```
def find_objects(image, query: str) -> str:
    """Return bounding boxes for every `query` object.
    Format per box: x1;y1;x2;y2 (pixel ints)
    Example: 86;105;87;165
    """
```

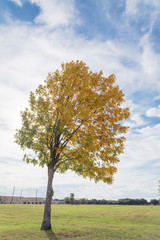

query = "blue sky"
0;0;160;200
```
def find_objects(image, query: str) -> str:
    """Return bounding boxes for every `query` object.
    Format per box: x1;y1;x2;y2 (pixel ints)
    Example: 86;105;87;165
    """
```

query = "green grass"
0;204;160;240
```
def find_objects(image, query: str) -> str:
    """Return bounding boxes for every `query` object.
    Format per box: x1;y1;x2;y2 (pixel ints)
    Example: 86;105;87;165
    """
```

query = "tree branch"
54;156;79;171
60;121;84;152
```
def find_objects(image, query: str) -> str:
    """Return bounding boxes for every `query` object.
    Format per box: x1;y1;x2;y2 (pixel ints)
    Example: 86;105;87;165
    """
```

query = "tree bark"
41;163;54;230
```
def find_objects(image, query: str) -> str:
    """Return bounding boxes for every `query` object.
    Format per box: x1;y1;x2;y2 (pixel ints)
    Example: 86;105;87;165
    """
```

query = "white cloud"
120;123;160;170
137;123;160;137
146;106;160;118
31;0;77;28
0;158;47;189
0;21;143;96
10;0;22;7
125;0;140;16
125;0;160;17
139;36;160;79
154;95;160;101
123;100;147;129
130;113;146;127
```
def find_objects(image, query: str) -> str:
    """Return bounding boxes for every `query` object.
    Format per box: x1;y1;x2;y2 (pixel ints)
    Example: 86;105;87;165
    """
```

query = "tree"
15;60;130;230
70;193;75;204
64;197;70;204
80;198;88;204
150;199;159;205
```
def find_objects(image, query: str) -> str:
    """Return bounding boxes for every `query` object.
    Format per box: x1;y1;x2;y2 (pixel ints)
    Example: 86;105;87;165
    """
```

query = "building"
52;199;65;204
0;196;46;204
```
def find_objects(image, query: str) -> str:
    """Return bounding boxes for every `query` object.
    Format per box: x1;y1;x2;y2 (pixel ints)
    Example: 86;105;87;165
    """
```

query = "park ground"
0;204;160;240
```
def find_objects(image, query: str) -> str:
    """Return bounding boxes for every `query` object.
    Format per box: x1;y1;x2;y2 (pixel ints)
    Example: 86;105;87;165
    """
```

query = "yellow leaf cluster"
15;60;130;184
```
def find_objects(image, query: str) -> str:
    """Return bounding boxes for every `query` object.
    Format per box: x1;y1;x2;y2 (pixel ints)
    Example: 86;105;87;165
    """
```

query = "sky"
0;0;160;201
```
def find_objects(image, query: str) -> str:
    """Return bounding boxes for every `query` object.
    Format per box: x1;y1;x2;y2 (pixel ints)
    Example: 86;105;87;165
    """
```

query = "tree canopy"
15;60;130;184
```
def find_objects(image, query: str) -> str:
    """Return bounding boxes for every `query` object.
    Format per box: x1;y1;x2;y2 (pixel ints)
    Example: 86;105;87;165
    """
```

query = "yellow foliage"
15;60;130;183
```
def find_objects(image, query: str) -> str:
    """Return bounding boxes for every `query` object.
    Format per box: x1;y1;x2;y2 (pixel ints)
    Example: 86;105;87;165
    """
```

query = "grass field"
0;204;160;240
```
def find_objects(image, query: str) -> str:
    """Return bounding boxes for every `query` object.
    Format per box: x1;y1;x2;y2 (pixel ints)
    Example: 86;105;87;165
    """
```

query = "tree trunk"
41;164;54;230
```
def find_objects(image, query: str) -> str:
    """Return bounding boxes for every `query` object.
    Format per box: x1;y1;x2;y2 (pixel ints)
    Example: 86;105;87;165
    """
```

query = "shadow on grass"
44;229;85;240
44;229;58;240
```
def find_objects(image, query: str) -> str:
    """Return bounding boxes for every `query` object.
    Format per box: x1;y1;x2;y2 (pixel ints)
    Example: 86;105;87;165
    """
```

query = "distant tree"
108;200;117;205
70;193;75;204
101;199;108;205
118;198;148;205
138;198;148;205
15;60;130;230
150;199;159;205
80;198;88;204
74;199;80;204
64;197;70;204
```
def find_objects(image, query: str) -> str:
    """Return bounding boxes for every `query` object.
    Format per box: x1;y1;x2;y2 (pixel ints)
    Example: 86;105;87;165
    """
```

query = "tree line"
62;195;159;205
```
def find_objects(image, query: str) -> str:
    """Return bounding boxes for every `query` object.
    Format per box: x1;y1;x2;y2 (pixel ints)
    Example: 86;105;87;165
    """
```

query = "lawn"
0;204;159;240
